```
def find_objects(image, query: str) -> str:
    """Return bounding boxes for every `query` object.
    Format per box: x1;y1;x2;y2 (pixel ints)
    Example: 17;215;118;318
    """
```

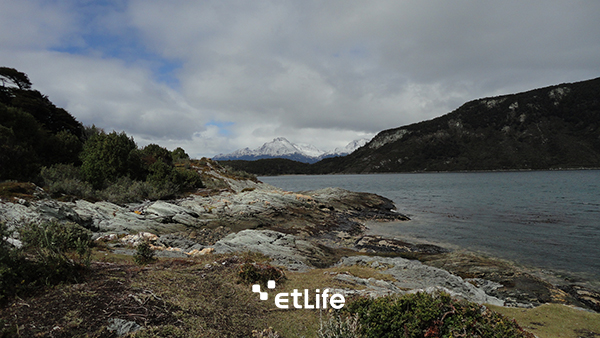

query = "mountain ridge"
220;77;600;175
213;137;369;163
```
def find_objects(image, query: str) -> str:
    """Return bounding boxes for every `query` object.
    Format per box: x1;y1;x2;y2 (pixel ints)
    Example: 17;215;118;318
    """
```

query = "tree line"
0;67;203;202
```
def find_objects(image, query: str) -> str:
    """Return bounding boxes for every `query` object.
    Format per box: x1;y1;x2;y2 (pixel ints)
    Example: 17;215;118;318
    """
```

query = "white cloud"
0;50;204;139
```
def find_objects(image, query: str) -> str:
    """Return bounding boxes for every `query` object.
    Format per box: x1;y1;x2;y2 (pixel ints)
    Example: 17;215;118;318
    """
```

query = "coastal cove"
260;170;600;287
3;161;600;335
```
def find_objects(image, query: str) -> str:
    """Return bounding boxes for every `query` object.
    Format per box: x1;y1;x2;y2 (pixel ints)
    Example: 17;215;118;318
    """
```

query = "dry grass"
0;181;38;201
3;246;600;338
489;303;600;338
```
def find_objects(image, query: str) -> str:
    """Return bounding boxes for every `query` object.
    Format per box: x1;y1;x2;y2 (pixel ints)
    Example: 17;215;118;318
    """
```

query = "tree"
48;130;83;165
171;147;190;161
0;67;32;90
79;131;140;189
140;143;173;166
10;89;83;137
0;104;45;180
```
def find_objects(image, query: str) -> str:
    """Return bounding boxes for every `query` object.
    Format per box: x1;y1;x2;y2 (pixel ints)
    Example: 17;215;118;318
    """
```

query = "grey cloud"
1;51;204;140
0;0;77;49
2;0;599;157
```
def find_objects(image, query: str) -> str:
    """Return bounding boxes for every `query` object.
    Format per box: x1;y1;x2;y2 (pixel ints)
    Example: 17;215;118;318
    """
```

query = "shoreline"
365;219;600;290
2;173;599;313
364;219;600;311
257;167;600;177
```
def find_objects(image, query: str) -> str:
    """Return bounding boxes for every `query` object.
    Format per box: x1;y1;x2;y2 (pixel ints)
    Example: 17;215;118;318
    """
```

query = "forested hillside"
224;77;600;175
0;67;85;181
0;67;203;202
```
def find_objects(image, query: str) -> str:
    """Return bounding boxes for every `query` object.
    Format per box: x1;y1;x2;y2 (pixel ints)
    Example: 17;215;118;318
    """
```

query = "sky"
1;1;599;158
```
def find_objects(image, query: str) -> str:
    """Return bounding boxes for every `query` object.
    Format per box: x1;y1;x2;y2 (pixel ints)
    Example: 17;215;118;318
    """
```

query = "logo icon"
252;280;276;300
251;280;345;309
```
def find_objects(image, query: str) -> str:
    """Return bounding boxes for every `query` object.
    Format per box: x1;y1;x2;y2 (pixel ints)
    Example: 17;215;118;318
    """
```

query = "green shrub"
79;131;140;189
0;221;92;302
146;159;203;198
19;221;92;270
100;176;154;203
174;167;204;190
147;158;177;188
238;262;286;286
41;164;94;199
344;292;534;338
49;129;83;165
171;147;190;162
141;143;174;167
41;163;82;183
134;240;156;265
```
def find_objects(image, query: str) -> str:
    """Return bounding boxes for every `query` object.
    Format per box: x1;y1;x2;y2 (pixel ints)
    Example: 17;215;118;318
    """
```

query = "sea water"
260;170;600;284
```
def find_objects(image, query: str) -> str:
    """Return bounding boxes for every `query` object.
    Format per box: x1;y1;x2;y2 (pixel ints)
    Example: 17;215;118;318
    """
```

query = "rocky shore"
1;166;598;314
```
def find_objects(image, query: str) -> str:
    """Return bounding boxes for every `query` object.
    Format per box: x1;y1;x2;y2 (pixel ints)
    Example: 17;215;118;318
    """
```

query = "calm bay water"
260;171;600;283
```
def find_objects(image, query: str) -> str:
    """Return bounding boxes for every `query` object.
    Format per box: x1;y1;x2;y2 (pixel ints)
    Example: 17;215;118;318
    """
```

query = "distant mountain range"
213;137;370;163
221;77;600;175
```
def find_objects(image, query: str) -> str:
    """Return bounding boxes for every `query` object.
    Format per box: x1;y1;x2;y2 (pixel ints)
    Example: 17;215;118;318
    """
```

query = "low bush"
41;162;204;204
19;220;92;271
238;262;286;286
0;221;92;302
100;176;153;203
133;240;156;265
41;164;94;200
344;292;534;338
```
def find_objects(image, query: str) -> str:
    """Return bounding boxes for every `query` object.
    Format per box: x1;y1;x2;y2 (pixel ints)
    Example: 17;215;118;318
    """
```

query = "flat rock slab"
336;255;504;306
213;229;324;272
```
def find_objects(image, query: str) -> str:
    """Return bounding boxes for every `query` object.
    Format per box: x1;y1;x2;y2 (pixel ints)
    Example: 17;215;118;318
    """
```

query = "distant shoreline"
257;166;600;177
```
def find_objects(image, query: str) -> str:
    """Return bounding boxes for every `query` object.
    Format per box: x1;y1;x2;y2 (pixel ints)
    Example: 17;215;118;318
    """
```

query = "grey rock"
213;229;322;272
336;256;504;305
146;200;192;218
333;273;402;298
107;318;141;336
156;234;204;252
172;213;200;226
35;200;82;224
465;278;503;294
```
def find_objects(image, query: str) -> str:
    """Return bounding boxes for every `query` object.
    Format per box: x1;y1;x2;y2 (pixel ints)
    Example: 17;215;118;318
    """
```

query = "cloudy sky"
1;1;599;158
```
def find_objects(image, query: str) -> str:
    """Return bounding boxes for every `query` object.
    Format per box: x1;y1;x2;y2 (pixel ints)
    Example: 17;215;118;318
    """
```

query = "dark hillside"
220;158;312;176
1;67;85;180
314;77;600;173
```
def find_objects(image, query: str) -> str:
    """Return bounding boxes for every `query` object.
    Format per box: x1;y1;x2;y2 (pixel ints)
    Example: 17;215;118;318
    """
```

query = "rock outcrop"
213;230;321;272
3;170;581;310
333;256;504;306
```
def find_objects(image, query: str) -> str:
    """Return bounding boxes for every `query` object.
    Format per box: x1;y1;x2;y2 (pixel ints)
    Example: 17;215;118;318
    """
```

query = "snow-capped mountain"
213;137;369;163
322;138;370;158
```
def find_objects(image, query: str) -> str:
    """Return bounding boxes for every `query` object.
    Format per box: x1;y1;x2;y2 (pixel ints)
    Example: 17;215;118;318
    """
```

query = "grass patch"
489;303;600;338
3;245;598;338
